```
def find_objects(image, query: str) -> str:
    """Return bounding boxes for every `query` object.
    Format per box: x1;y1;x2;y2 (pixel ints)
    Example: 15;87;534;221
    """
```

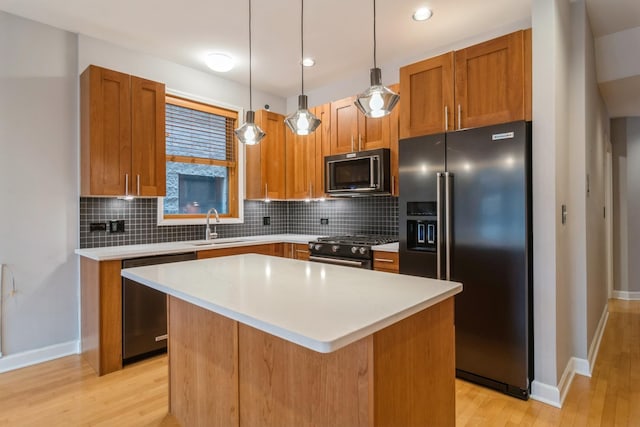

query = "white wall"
582;4;609;359
78;35;286;116
567;1;610;367
612;117;640;295
0;12;79;366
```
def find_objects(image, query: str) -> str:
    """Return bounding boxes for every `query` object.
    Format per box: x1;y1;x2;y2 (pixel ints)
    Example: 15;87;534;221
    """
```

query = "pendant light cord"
301;0;305;95
373;0;377;68
249;0;253;111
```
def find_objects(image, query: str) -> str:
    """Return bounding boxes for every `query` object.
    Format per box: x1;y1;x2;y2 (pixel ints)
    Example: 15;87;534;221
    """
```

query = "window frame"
157;89;245;226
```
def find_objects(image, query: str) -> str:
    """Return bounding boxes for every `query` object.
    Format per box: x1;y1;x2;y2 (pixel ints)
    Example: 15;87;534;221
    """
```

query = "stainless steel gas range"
308;235;398;269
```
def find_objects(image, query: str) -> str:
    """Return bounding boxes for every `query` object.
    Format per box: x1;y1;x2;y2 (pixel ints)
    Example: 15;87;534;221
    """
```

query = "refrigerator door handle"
445;172;452;280
436;172;443;280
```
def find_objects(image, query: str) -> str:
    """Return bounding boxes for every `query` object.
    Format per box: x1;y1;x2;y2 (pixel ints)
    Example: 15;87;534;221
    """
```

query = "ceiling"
1;0;638;117
0;0;531;98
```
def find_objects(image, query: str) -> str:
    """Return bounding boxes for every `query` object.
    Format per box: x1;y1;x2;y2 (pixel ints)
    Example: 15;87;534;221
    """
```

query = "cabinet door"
399;52;454;139
455;31;525;129
131;76;166;196
81;65;131;196
285;128;315;200
358;112;390;151
250;110;286;200
330;97;358;154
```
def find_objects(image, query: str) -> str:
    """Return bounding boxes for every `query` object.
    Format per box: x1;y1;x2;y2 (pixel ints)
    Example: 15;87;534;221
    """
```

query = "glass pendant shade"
234;110;265;145
355;67;399;118
285;95;321;135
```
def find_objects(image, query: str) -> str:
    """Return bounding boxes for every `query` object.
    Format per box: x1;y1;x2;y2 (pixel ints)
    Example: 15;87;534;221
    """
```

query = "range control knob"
314;244;322;251
351;246;358;254
332;245;340;253
359;247;367;255
308;243;314;250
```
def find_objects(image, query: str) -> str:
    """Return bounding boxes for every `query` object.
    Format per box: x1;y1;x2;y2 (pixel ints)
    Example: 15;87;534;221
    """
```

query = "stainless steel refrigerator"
399;120;533;399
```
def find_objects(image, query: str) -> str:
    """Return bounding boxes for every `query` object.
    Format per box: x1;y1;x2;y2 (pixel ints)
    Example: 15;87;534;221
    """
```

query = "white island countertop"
122;254;461;353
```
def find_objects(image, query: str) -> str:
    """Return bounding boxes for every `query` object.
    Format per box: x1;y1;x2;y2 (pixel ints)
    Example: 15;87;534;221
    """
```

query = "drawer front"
373;251;399;273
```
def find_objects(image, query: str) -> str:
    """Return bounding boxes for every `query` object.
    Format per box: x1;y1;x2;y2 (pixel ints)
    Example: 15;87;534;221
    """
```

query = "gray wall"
0;12;79;356
611;117;640;294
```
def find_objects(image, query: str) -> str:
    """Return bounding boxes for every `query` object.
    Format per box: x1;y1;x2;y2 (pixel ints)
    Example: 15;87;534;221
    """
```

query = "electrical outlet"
90;222;107;232
108;220;125;233
263;216;271;226
320;218;329;225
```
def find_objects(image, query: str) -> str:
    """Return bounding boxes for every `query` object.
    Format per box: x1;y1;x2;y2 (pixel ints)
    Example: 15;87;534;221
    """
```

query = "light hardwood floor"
0;299;637;426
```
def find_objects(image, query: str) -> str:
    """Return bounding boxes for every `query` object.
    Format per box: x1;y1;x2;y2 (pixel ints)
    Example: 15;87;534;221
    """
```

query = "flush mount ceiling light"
285;0;321;136
301;57;315;67
354;0;400;118
412;7;433;21
234;0;265;145
205;53;234;72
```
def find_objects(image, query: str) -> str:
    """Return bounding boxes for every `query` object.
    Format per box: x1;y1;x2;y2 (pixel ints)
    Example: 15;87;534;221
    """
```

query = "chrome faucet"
205;207;220;240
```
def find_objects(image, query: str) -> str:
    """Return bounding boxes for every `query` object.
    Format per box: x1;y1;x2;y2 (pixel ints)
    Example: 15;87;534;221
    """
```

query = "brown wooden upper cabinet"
330;96;392;155
285;104;330;199
245;110;286;200
80;65;166;196
399;29;531;139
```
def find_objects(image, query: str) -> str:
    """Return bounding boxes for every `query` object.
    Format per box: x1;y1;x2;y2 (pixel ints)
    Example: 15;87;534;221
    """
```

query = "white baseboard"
530;380;562;408
0;340;79;374
612;290;640;300
586;306;609;375
531;305;609;408
531;356;580;408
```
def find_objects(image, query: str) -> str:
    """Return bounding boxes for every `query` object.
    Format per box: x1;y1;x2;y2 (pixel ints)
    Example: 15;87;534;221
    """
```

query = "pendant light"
285;0;321;136
354;0;399;118
234;0;265;145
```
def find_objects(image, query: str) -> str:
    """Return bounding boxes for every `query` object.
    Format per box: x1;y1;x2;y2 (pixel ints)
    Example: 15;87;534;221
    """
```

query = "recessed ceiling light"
205;53;234;72
412;7;433;22
302;58;315;67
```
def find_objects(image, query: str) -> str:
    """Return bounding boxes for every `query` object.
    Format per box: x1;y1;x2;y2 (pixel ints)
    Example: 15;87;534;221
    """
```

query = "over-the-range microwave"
325;148;391;196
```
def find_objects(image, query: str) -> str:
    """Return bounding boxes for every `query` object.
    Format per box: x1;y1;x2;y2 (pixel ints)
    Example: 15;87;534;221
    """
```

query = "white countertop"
121;254;461;353
371;242;399;252
75;234;322;261
76;234;399;261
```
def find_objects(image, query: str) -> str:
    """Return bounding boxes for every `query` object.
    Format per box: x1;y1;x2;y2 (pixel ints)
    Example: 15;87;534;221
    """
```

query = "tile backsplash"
79;197;398;248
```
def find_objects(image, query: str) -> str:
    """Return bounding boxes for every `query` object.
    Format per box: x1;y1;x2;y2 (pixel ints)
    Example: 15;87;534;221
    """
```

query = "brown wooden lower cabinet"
197;243;283;259
283;242;310;260
80;257;123;376
168;296;455;427
372;251;399;273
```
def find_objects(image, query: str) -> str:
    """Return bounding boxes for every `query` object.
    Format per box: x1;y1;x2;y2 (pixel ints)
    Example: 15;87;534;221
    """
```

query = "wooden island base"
168;296;455;427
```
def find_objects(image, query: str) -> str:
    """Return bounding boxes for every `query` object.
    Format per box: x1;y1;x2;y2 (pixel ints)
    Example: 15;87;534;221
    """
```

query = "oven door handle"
309;256;365;268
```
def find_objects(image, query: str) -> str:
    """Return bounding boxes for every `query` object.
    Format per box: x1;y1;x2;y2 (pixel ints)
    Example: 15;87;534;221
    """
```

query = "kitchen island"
122;254;461;427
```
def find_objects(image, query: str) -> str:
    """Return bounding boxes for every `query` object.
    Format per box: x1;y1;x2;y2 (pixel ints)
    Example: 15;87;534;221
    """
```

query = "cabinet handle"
264;183;268;201
351;135;354;152
444;106;448;131
458;104;461;130
136;174;140;196
358;134;362;151
391;175;395;195
125;174;129;197
309;182;313;199
295;250;308;254
374;258;396;263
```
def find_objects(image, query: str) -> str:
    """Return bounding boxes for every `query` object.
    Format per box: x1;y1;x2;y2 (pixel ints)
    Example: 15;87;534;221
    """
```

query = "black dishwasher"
122;252;196;364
